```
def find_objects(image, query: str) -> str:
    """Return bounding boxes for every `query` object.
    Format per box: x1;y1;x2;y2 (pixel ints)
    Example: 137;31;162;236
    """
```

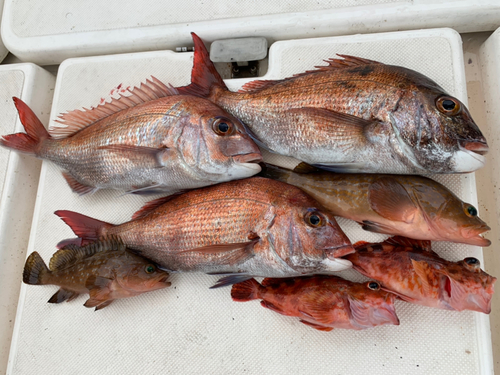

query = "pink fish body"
344;237;496;313
231;275;399;331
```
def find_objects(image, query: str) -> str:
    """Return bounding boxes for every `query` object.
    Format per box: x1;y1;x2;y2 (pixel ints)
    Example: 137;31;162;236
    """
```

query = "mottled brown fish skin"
261;163;490;246
345;237;496;313
179;34;487;174
231;275;399;331
56;177;354;278
23;239;170;309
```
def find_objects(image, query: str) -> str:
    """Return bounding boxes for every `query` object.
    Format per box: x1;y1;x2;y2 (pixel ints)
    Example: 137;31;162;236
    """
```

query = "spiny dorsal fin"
384;236;432;252
49;236;126;271
49;77;178;139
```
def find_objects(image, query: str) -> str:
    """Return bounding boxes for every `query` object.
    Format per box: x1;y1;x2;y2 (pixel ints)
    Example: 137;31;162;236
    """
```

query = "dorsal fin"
49;77;178;139
131;192;185;220
49;236;126;271
383;236;432;251
238;54;383;93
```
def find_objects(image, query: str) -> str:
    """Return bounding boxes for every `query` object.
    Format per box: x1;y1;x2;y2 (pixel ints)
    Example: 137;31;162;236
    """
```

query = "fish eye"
305;211;324;227
212;117;234;136
464;257;480;268
145;265;156;274
436;96;461;116
368;281;380;290
465;205;478;217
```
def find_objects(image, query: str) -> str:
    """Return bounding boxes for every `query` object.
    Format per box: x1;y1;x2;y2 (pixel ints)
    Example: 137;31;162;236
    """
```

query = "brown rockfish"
0;78;262;195
23;237;171;310
178;33;488;174
54;177;354;287
260;163;490;246
344;237;496;313
231;276;399;331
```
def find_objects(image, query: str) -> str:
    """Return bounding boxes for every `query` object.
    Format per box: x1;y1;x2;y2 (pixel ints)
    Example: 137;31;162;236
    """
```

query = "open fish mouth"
462;225;491;247
325;244;355;258
373;303;400;326
232;153;264;165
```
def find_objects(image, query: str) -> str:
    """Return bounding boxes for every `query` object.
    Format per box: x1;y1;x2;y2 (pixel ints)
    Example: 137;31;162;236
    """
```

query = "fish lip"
325;244;355;258
232;153;264;164
462;224;491;246
460;140;489;156
459;143;486;163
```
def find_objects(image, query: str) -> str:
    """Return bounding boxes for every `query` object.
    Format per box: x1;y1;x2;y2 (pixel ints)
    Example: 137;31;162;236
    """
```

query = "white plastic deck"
6;29;494;374
2;0;500;64
0;64;55;374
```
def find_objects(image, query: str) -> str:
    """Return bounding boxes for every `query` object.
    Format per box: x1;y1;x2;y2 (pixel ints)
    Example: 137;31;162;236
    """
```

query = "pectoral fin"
98;144;174;167
368;177;418;223
84;275;114;308
300;290;336;325
411;259;435;296
181;239;258;266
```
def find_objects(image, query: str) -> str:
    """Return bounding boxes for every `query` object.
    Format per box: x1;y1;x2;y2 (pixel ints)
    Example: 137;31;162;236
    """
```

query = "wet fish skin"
23;237;171;310
260;163;491;246
231;275;399;331
344;237;496;313
55;177;354;283
0;79;262;195
178;33;487;174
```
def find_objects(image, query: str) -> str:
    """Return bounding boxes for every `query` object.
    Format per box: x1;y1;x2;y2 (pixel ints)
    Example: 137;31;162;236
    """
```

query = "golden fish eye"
305;211;324;227
367;281;380;290
464;205;478;217
436;96;461;116
212;117;234;136
145;265;156;274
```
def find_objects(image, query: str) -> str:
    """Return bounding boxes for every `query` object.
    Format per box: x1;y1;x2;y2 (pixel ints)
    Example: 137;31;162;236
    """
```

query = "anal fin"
48;288;79;304
299;319;333;332
62;172;97;196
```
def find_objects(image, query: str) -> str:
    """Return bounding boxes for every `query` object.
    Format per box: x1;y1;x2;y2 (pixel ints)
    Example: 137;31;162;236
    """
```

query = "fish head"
115;261;171;293
176;98;262;182
439;258;496;313
411;179;491;246
389;73;487;173
347;281;400;329
271;188;354;271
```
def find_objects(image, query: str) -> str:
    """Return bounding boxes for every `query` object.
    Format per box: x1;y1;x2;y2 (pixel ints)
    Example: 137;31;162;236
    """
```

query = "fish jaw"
447;274;496;314
370;297;400;327
459;224;491;247
231;153;264;176
326;244;355;258
320;257;352;272
449;145;486;172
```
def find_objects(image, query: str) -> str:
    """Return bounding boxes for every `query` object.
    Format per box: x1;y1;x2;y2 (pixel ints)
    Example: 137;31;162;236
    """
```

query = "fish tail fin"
54;210;115;246
177;33;228;98
23;252;50;285
231;278;261;302
257;163;292;182
0;97;49;155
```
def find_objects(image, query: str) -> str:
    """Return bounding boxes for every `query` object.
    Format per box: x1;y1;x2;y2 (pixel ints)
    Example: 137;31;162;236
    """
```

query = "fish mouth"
462;225;491;247
374;302;400;326
325;244;355;258
450;144;486;172
460;139;489;156
232;153;264;166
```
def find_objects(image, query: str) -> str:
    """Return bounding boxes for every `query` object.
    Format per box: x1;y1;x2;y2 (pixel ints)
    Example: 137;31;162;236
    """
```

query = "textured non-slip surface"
8;0;401;38
8;29;492;374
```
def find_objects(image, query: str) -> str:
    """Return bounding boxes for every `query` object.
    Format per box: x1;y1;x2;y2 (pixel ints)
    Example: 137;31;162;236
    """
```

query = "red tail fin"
0;97;50;154
55;210;114;244
231;278;261;302
177;33;228;98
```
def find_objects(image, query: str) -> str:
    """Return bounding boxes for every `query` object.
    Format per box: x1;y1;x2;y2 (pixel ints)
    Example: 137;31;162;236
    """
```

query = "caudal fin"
231;278;261;302
177;33;228;98
23;252;50;285
54;210;114;247
0;97;49;155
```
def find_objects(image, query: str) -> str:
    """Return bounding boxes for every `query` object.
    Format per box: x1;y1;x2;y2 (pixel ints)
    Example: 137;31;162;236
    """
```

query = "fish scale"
56;177;354;282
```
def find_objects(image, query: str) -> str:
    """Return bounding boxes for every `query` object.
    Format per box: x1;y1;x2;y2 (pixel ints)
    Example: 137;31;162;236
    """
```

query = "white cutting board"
7;28;494;374
2;0;500;64
0;63;55;375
